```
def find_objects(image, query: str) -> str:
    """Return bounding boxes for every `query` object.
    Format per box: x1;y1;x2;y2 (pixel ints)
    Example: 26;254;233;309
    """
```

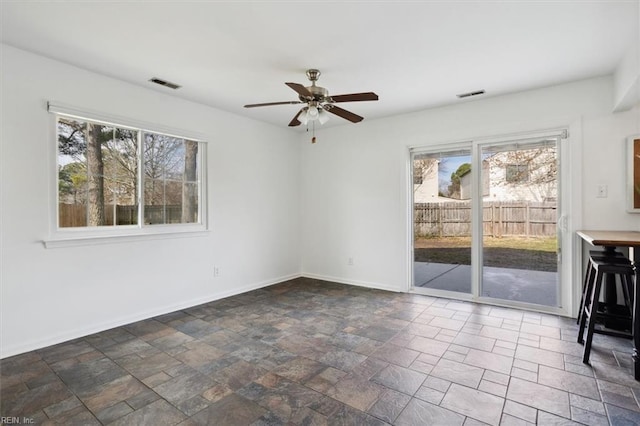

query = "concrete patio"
414;262;558;307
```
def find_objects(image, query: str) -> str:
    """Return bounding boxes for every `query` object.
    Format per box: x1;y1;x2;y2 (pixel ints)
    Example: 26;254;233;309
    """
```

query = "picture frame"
628;134;640;213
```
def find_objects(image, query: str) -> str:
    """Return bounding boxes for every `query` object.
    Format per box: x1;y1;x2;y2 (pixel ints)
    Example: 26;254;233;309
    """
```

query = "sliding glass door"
413;147;473;297
479;139;559;307
411;133;564;311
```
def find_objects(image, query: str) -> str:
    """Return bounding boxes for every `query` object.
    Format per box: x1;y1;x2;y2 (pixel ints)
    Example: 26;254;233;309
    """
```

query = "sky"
438;154;471;187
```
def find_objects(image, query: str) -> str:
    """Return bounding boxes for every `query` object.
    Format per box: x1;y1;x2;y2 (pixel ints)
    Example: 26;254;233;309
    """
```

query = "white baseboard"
0;272;302;359
301;272;402;293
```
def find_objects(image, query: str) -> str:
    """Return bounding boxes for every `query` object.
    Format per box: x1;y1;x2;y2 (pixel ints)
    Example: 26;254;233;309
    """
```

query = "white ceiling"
1;1;638;130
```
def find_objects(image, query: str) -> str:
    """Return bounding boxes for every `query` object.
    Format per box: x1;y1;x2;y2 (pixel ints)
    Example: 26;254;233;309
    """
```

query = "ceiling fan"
244;69;378;127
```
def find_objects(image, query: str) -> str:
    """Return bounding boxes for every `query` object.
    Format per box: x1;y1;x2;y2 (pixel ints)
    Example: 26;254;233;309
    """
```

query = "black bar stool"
577;250;630;325
578;256;635;364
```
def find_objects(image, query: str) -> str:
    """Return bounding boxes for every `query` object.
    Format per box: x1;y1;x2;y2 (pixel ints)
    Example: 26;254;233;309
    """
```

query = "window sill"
43;227;209;249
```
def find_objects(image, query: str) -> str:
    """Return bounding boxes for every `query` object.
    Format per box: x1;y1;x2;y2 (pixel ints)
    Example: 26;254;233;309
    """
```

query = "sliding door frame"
473;133;563;311
410;142;475;302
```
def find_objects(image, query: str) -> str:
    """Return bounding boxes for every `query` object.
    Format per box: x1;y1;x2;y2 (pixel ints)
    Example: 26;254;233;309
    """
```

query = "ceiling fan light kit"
244;69;378;142
317;109;330;124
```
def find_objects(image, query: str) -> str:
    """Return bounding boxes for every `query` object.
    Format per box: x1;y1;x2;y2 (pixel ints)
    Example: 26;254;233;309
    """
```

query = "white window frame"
44;102;209;248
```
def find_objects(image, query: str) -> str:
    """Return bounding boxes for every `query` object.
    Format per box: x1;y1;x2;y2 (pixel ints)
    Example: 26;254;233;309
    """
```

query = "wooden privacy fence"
414;201;557;238
59;204;183;227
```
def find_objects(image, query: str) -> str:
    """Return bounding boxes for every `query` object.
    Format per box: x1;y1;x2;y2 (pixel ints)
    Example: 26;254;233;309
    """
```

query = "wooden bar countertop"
577;230;640;247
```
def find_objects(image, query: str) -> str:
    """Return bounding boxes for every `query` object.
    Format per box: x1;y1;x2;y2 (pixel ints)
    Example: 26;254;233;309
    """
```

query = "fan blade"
330;92;379;103
285;82;313;98
288;108;305;127
325;105;364;123
244;101;302;108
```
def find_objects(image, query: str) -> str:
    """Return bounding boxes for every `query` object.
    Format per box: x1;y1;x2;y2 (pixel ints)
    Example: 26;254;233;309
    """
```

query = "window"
53;109;205;238
505;164;529;184
141;132;200;225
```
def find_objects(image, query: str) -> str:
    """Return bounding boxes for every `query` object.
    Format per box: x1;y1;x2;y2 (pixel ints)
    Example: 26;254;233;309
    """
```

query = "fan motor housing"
302;85;329;102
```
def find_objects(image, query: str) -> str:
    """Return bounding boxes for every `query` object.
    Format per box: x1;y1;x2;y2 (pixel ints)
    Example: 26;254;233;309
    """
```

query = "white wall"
0;45;301;358
300;77;640;297
613;13;640;112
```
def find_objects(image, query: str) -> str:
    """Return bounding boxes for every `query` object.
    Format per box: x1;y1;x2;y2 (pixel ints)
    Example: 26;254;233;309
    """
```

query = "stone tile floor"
1;277;640;425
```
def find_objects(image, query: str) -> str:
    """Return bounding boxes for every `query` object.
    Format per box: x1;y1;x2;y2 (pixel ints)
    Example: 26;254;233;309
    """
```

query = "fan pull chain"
311;121;316;143
304;114;317;144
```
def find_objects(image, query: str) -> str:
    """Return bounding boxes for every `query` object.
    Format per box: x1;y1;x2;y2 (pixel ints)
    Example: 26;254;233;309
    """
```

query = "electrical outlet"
597;184;608;198
213;266;220;277
348;257;354;266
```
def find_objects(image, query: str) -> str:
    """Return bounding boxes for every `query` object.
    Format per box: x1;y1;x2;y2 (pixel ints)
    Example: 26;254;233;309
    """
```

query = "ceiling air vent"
456;90;485;99
149;77;181;90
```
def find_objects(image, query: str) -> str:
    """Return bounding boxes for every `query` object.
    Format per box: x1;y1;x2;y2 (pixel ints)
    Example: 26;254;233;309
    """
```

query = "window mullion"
111;127;115;227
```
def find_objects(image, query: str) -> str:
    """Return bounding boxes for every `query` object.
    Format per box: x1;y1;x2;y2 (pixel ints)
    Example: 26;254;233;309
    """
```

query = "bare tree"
102;128;138;206
144;133;183;206
182;141;198;223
